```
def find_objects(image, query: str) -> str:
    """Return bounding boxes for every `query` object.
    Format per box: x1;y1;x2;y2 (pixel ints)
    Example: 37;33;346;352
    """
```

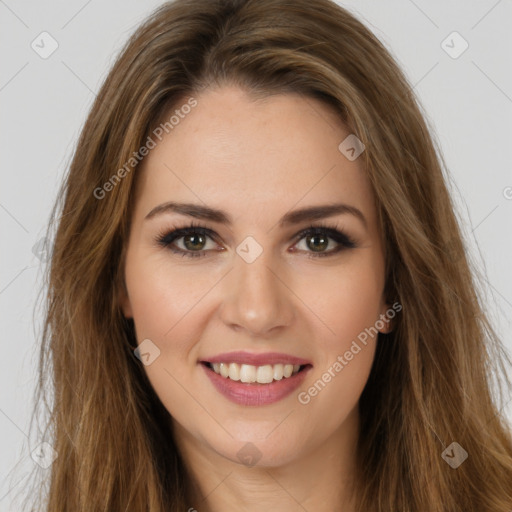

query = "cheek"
123;249;230;406
293;249;385;351
123;252;215;422
291;254;383;425
124;248;212;344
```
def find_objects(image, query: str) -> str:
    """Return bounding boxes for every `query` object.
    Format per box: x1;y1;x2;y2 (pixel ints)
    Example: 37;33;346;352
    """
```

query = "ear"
118;280;133;319
378;303;394;334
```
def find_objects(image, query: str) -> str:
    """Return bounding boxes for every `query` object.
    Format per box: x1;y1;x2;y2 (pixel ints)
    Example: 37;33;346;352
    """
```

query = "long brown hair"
25;0;512;510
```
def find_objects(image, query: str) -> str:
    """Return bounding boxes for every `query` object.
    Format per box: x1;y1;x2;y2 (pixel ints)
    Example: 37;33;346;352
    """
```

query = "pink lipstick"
200;351;312;406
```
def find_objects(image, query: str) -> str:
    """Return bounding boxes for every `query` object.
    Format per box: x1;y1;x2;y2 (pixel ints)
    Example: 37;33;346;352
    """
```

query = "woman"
28;0;512;510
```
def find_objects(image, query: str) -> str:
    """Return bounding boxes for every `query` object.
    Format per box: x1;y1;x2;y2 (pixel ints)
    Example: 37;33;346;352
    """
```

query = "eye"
292;224;357;258
155;222;220;258
154;222;357;258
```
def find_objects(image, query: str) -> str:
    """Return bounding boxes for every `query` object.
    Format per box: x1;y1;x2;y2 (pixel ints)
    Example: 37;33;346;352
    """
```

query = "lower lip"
201;363;312;406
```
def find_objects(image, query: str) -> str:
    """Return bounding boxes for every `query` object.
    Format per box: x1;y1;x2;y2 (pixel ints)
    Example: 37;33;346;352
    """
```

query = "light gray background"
1;1;511;509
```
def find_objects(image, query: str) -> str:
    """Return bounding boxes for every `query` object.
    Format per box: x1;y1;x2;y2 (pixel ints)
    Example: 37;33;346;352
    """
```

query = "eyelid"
155;222;219;245
291;224;356;247
154;221;357;258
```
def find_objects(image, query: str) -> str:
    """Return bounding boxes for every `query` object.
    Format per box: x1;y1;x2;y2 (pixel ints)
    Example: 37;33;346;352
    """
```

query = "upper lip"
201;351;312;367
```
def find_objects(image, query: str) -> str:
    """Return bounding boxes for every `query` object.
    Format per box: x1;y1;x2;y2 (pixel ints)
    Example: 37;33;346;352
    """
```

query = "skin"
120;85;391;511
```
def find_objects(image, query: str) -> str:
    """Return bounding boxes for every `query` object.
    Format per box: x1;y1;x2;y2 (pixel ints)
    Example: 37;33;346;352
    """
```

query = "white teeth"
209;362;303;383
256;365;274;384
219;362;229;378
240;364;256;383
273;364;284;380
228;362;240;381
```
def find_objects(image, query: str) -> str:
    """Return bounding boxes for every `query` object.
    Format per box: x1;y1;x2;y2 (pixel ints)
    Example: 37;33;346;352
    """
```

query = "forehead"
134;86;375;225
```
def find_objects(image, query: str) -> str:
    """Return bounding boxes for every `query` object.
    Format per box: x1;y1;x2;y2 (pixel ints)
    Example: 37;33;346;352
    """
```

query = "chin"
208;428;305;468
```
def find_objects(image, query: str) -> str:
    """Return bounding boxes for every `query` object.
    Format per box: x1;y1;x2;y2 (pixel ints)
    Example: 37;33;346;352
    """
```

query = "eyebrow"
144;201;367;228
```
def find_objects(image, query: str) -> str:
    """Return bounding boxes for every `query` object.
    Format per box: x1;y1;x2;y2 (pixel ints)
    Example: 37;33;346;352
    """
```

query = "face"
120;85;390;468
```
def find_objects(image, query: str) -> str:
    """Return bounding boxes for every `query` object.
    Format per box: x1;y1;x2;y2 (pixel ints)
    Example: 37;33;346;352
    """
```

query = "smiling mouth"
201;361;310;384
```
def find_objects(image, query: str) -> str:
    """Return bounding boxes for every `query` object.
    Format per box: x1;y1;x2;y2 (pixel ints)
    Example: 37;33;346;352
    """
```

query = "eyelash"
154;221;357;259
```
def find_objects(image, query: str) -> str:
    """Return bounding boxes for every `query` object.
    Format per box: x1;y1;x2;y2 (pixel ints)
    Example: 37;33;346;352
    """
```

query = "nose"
218;248;295;337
